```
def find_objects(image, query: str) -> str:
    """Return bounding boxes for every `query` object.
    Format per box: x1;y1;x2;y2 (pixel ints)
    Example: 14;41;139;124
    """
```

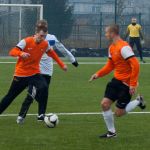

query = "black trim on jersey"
108;57;112;59
125;55;135;60
16;46;23;51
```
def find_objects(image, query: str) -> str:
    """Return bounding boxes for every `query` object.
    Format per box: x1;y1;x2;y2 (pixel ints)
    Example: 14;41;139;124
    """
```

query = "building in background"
69;0;150;24
69;0;114;14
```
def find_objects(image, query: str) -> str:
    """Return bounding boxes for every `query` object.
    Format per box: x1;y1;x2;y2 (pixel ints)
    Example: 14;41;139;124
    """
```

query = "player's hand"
72;60;79;67
21;52;30;59
89;74;99;82
63;65;68;72
129;86;136;95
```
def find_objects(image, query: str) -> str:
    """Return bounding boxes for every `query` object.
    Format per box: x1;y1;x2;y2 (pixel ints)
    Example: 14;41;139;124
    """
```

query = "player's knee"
115;112;122;117
115;110;125;117
101;101;110;111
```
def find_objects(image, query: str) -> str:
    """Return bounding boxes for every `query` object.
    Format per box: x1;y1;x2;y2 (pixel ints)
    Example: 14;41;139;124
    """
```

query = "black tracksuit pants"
129;37;143;61
18;74;51;118
0;74;48;115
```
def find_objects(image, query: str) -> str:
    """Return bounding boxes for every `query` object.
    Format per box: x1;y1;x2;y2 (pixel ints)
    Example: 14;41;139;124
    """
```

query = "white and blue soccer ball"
44;113;59;128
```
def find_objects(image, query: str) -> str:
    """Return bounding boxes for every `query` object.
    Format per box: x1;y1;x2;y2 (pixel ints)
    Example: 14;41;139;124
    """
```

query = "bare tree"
116;0;126;25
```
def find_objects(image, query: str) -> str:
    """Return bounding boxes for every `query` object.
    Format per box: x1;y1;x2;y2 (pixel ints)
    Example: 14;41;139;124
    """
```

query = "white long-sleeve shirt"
40;34;76;76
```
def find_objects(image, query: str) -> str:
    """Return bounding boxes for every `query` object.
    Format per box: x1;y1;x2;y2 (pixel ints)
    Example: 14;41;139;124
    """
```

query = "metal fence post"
139;12;142;25
115;0;117;24
99;12;102;48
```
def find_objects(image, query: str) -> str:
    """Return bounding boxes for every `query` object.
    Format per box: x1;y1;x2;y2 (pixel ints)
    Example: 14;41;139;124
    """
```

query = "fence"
0;8;150;57
61;24;150;49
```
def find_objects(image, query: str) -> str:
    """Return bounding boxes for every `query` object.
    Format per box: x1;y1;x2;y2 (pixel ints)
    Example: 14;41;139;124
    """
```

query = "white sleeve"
108;48;112;58
46;34;59;46
121;46;135;59
16;39;26;50
55;41;76;63
52;35;59;42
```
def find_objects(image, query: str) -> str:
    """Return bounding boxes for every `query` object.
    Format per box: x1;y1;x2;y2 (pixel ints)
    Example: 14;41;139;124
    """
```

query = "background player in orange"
0;25;67;117
89;24;146;138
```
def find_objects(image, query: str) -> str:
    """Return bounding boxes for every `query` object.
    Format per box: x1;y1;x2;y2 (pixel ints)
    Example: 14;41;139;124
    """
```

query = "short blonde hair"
35;19;48;33
36;19;48;27
107;24;119;35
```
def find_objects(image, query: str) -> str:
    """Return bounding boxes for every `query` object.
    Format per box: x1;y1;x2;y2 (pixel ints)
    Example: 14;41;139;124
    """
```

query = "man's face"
131;18;137;25
35;30;47;43
105;27;115;41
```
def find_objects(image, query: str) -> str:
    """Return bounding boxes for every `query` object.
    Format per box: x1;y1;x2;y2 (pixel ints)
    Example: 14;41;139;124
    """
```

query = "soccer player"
17;20;78;123
125;17;145;63
0;25;67;117
89;24;146;138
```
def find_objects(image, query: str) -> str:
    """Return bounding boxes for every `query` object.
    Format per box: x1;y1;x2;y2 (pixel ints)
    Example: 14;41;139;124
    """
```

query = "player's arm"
89;58;114;82
9;39;30;59
53;36;78;67
121;46;140;95
139;25;144;40
127;57;139;87
124;26;130;40
46;49;67;71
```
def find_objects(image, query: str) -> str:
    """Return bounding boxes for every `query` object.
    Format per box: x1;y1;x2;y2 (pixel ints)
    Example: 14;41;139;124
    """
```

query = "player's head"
105;24;119;40
35;25;48;43
131;17;137;25
36;19;48;30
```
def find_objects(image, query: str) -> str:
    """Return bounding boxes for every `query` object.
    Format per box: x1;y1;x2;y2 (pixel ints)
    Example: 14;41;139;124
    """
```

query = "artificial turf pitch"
0;57;149;150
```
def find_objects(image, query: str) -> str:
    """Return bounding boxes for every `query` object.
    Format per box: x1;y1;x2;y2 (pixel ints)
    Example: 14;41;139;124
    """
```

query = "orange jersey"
96;39;139;87
9;37;65;77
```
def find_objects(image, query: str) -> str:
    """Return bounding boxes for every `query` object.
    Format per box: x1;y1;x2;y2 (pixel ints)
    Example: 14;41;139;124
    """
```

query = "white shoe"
16;116;24;124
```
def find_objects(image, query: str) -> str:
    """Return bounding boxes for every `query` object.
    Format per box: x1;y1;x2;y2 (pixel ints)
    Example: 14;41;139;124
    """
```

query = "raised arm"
55;41;77;63
47;34;78;67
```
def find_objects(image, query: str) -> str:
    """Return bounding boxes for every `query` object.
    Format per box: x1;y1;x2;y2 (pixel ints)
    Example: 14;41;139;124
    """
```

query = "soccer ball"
44;113;59;128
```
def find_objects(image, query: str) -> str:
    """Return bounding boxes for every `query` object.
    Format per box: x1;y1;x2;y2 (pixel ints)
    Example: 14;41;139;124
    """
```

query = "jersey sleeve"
96;59;114;77
55;41;76;63
46;34;76;63
139;24;142;30
46;34;59;47
52;35;59;42
46;50;65;69
121;46;135;60
16;39;26;50
108;48;112;59
127;57;140;87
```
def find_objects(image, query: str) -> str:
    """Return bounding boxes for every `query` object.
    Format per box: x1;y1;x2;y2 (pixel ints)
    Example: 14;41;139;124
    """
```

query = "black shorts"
104;78;131;109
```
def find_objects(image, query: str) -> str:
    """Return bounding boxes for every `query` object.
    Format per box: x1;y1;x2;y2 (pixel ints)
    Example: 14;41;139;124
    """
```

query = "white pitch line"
0;112;150;117
0;62;16;64
0;62;150;65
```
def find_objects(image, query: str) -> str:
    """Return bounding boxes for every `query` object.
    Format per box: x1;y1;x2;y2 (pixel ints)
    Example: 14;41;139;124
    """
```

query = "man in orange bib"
89;24;146;138
0;25;67;116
